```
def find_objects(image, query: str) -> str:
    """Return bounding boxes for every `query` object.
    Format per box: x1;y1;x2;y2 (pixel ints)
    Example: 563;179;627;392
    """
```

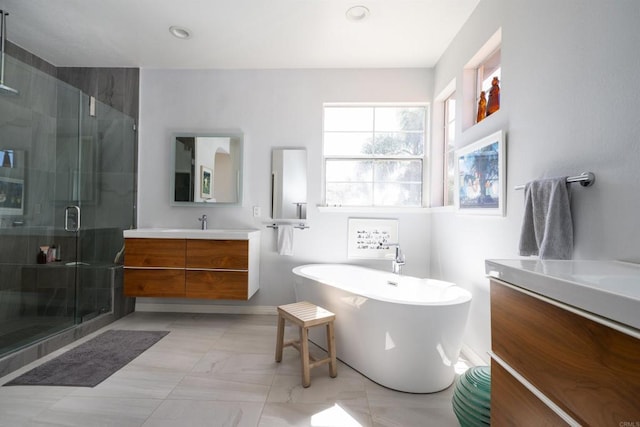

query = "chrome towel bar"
514;171;595;191
267;223;310;230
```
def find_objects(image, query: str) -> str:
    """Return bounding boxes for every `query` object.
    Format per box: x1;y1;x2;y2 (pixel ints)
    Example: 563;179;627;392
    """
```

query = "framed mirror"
271;148;307;219
172;133;243;205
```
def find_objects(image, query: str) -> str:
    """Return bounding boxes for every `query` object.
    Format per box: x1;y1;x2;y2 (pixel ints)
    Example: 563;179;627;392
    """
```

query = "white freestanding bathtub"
292;264;472;393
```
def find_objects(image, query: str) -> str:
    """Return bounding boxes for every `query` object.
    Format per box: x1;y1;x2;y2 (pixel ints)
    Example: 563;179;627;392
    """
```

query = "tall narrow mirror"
172;133;243;205
272;148;307;219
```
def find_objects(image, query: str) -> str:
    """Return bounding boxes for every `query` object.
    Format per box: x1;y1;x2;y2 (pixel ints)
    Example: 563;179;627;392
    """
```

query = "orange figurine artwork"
487;77;500;115
477;91;487;123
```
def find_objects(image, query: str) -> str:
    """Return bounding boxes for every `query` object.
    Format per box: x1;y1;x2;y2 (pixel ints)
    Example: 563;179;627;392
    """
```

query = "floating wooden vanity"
123;229;260;300
486;259;640;426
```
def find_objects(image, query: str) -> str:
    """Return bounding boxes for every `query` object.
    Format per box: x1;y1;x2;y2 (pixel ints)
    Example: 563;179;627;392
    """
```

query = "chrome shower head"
0;10;19;96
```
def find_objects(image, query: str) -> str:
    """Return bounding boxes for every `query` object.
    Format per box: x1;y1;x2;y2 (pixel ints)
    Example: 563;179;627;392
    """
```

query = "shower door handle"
64;205;81;232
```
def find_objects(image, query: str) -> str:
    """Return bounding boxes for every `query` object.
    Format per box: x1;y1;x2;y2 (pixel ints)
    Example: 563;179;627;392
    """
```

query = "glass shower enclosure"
0;53;135;358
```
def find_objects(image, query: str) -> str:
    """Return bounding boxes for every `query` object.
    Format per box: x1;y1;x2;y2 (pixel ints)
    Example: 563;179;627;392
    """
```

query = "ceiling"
1;0;480;69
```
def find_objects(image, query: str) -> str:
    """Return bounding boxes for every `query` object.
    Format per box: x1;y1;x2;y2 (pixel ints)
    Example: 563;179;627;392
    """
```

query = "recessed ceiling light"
346;5;370;22
169;26;192;39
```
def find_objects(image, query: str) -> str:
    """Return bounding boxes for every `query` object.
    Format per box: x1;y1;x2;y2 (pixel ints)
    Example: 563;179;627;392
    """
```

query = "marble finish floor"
0;312;466;426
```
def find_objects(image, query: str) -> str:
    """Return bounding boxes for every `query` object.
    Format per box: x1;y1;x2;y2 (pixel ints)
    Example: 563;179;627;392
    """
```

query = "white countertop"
123;228;260;240
486;259;640;331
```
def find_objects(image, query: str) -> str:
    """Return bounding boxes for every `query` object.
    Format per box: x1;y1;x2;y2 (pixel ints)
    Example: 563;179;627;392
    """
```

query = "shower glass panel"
0;54;135;357
75;94;136;323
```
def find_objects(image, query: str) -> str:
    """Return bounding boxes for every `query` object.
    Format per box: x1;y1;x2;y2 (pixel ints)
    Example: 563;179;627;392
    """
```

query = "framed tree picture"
455;130;505;215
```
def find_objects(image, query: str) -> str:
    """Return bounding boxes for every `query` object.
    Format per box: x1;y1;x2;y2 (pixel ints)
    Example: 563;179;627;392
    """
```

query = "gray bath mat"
4;329;169;387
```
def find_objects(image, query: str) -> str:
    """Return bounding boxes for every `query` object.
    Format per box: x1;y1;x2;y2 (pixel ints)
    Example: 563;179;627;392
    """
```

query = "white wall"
138;68;433;308
431;0;640;362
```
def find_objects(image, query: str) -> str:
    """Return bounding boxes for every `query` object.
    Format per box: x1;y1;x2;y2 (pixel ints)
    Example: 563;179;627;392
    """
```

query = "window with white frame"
323;104;426;207
443;93;456;206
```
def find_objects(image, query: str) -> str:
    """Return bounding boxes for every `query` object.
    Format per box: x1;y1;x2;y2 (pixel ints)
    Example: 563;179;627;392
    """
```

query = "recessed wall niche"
462;28;502;131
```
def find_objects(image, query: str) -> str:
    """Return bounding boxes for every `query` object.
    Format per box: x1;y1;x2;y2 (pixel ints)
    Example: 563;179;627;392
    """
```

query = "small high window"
476;48;501;121
463;28;502;130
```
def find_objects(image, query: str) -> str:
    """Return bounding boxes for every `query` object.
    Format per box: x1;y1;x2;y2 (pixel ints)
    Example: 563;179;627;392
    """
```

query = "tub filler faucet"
385;243;405;274
198;214;207;230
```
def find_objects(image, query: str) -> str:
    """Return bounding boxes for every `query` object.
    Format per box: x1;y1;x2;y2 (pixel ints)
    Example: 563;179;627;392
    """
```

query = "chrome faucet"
385;243;406;274
198;214;207;230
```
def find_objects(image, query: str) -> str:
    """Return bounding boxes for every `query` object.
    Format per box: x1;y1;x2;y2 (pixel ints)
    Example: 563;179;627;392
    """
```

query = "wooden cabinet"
490;278;640;425
124;238;185;268
124;237;259;300
186;239;248;269
490;362;566;427
186;271;248;299
124;269;185;297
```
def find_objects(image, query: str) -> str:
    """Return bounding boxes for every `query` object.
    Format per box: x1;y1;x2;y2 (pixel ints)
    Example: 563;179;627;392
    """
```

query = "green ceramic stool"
452;366;491;426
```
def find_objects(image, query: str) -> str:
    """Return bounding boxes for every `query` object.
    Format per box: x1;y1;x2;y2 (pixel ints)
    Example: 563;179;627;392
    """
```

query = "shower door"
0;53;136;357
0;64;84;355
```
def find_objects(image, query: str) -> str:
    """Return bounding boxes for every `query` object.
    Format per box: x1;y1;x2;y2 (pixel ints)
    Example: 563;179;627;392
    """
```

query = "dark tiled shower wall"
4;41;57;79
57;67;139;122
5;40;140;230
6;41;139;123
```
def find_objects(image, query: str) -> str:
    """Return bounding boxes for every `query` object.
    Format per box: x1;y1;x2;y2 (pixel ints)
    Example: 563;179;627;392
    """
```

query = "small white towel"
277;225;294;256
518;176;573;260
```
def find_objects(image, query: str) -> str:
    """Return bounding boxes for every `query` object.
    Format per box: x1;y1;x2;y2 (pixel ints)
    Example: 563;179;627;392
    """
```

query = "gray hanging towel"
518;176;573;260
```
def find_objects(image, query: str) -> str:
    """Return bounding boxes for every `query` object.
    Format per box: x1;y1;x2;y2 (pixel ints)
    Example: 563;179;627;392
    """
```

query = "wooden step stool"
275;301;337;387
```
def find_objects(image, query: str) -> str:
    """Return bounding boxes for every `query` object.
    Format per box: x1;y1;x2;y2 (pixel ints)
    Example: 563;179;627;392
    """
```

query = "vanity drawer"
186;240;248;270
491;279;640;425
491;360;567;426
125;238;185;268
186;271;248;299
124;269;185;297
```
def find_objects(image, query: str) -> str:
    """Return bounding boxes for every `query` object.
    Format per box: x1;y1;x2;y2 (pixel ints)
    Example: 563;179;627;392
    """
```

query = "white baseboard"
134;302;277;315
461;344;489;367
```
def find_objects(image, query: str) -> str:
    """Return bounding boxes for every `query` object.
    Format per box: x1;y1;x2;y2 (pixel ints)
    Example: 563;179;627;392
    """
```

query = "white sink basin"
123;228;260;240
